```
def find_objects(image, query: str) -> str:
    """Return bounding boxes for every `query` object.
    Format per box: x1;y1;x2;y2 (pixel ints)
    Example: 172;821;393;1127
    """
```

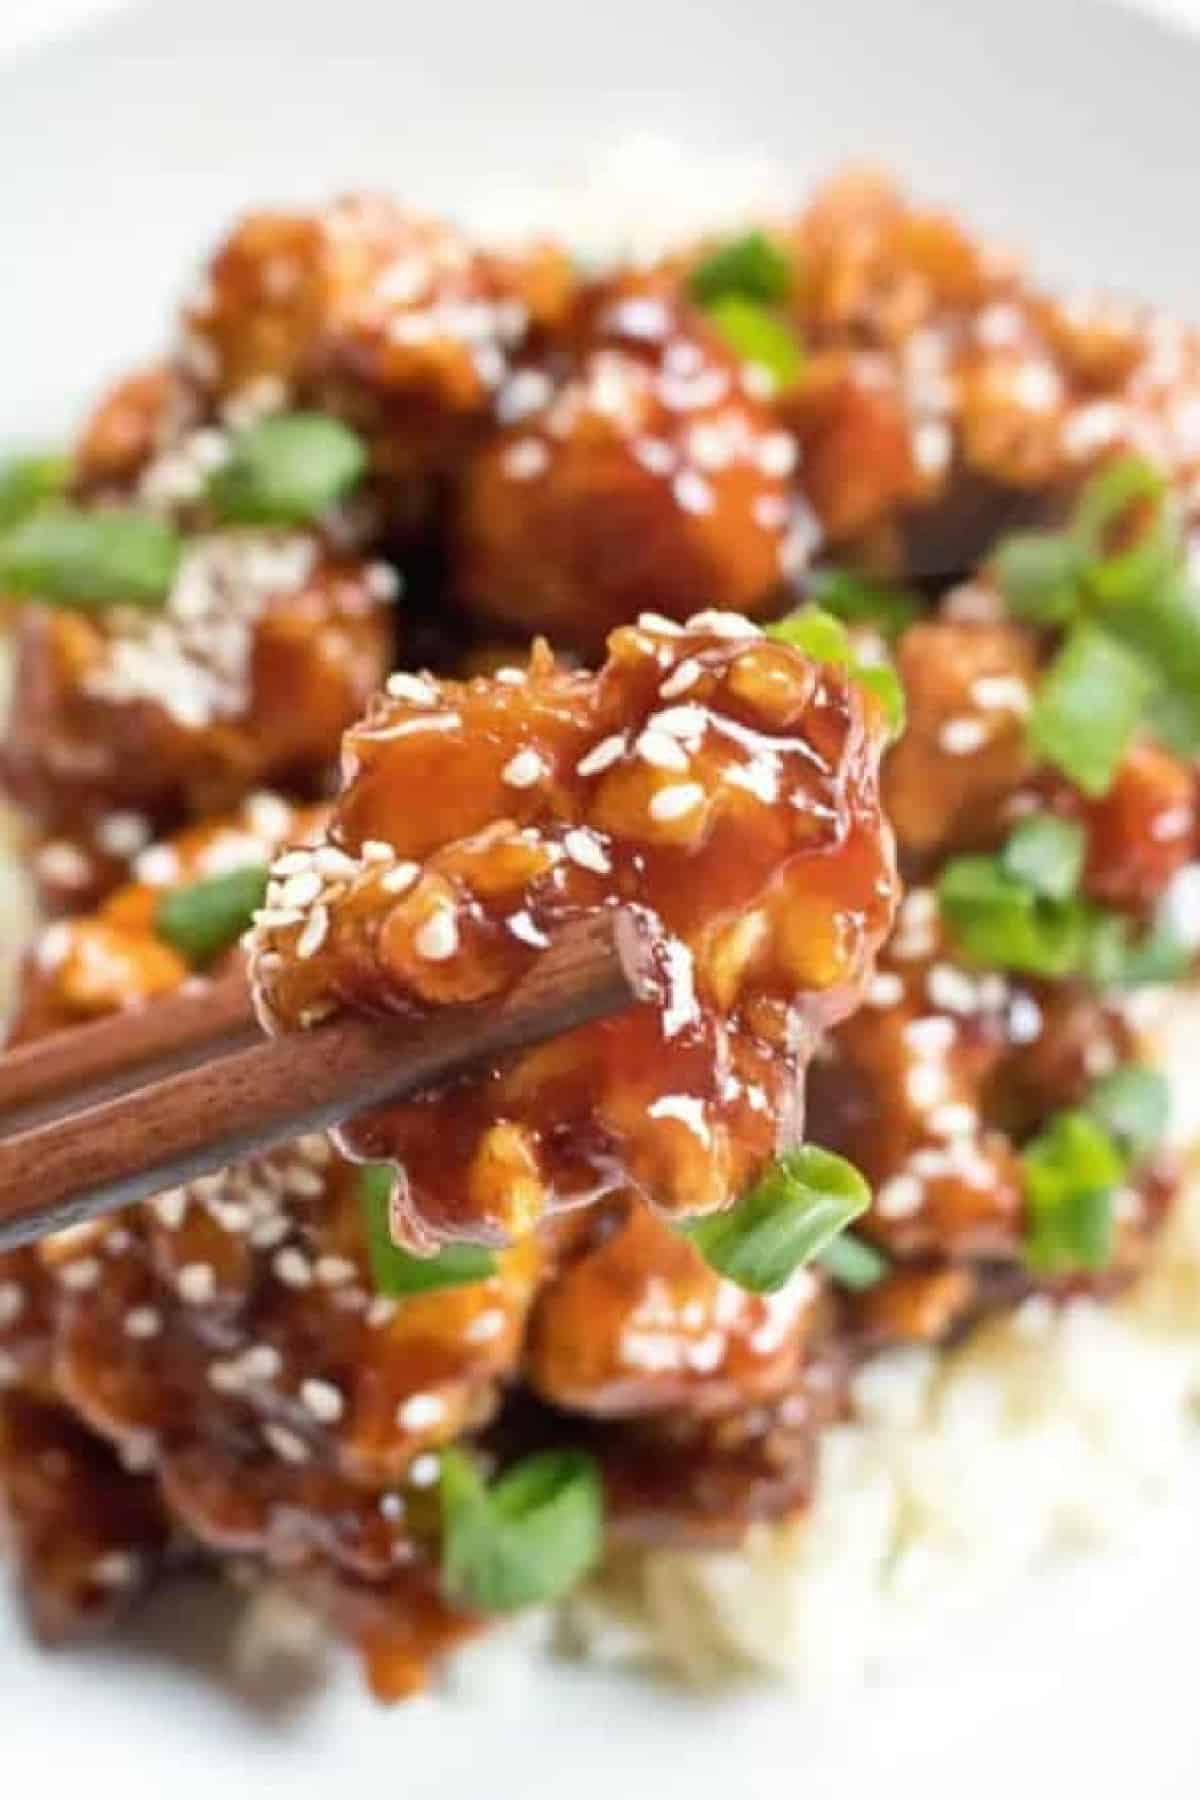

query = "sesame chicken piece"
454;278;809;652
1;534;393;907
882;620;1039;863
250;614;899;1245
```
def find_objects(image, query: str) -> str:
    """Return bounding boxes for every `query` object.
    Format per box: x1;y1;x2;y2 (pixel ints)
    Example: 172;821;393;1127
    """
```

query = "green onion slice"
0;451;71;532
1000;813;1086;903
682;1146;870;1295
209;413;367;526
439;1447;604;1614
1022;1109;1125;1275
1086;1065;1169;1162
816;1230;889;1292
1028;624;1153;796
703;296;804;392
689;231;793;306
993;530;1083;626
938;854;1087;977
807;568;921;639
768;606;905;737
360;1165;496;1295
0;505;181;607
155;863;268;964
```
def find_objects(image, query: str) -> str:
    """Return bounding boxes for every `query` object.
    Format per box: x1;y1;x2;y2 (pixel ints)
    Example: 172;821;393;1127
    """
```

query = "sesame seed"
939;717;989;755
906;1063;948;1109
152;1188;188;1230
271;848;316;878
501;438;550;481
36;842;93;888
295;905;329;961
635;727;690;772
495;668;526;686
649;782;705;823
636;613;684;635
315;1256;357;1287
244;792;293;840
867;971;905;1009
464;1308;506;1344
757;430;798;478
366;1296;398;1329
276;870;323;909
408;1452;441;1487
263;1423;311;1465
178;1262;217;1304
59;1258;101;1292
576;734;627;777
926;964;980;1015
124;1307;162;1340
563;829;611;875
0;1282;24;1329
927;1101;977;1140
971;674;1031;714
252;906;305;930
876;1174;925;1219
243;1344;283;1382
380;861;420;895
651;703;708;740
659;658;703;699
386;673;438;705
912;419;952;476
673;470;713;514
35;921;73;972
362;839;395;863
906;1016;957;1055
208;1358;244;1394
414;908;460;961
397;1393;446;1432
313;846;358;881
274;1247;313;1289
379;1491;407;1522
634;437;676;477
95;811;151;858
501;747;545;789
91;1551;140;1589
686;610;760;639
507;909;549;948
365;562;402;601
300;1378;345;1424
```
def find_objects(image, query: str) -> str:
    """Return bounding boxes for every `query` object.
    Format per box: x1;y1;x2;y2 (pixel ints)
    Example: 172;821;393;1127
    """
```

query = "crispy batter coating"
455;279;811;651
251;614;899;1242
2;533;394;908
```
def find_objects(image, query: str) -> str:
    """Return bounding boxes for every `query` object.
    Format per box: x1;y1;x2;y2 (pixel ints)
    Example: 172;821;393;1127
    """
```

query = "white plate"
4;1;1200;1791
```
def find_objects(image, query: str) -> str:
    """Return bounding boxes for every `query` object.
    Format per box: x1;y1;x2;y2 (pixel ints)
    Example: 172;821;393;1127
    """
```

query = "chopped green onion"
807;568;921;639
1000;813;1086;903
1022;1109;1125;1275
1028;624;1153;797
682;1146;870;1295
439;1447;603;1614
1086;1065;1169;1162
1081;910;1193;989
993;530;1083;626
1073;454;1179;607
768;606;905;737
209;413;367;526
689;231;792;306
1098;574;1200;756
155;863;268;964
0;505;181;607
816;1230;889;1291
703;296;803;392
938;854;1087;977
359;1165;496;1295
0;451;71;532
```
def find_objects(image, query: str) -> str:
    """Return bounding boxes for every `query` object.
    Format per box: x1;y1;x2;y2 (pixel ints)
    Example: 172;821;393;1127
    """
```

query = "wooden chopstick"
0;909;648;1253
0;971;258;1134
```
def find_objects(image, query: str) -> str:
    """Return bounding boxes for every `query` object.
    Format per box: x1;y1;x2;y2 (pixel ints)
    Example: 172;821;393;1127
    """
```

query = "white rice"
564;997;1200;1690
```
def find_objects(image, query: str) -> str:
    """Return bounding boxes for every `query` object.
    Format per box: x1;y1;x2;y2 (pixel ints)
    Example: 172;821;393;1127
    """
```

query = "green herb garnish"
0;505;181;607
1086;1065;1169;1160
703;296;803;392
209;413;367;526
682;1146;871;1295
1028;625;1153;797
156;864;268;964
806;568;922;639
1000;814;1086;903
1022;1109;1125;1275
439;1447;604;1614
689;231;792;307
360;1165;496;1295
816;1229;889;1291
768;605;906;737
938;850;1088;977
0;451;71;531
